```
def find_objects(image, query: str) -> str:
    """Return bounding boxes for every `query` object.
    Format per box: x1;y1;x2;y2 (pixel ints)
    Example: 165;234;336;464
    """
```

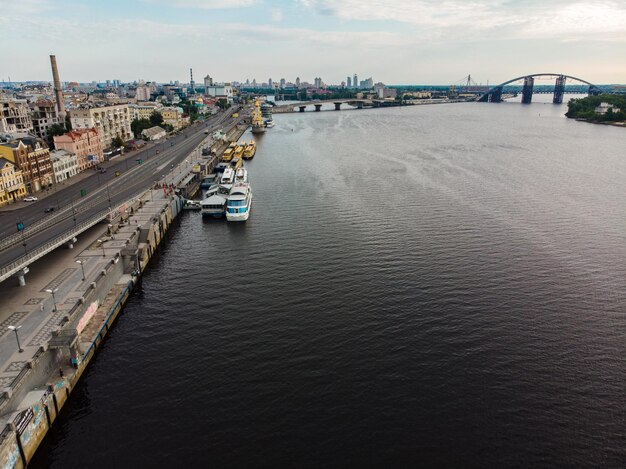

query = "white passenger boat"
235;167;248;183
226;183;252;222
201;195;226;218
220;167;235;185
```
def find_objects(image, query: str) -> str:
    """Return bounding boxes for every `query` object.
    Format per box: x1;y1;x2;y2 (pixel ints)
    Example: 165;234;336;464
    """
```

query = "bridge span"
477;73;602;104
273;99;381;113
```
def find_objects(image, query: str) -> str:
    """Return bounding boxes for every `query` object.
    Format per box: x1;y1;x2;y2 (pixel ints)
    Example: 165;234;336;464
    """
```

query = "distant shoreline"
573;118;626;128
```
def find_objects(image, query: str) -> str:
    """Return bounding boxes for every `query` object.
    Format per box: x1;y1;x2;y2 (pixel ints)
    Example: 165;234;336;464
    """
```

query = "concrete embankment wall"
0;194;184;469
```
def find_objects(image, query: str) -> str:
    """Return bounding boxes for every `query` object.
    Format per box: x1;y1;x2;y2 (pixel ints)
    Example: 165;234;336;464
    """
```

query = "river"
31;96;626;467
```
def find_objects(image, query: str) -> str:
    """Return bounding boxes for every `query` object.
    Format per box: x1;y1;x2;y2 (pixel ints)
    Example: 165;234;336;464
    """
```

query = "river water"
31;97;626;468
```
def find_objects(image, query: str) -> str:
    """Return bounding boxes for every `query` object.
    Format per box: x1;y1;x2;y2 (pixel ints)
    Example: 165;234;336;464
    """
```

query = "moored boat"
243;141;256;159
222;147;234;161
201;195;226;218
220;167;235;185
235;167;248;183
226;182;252;222
251;98;266;134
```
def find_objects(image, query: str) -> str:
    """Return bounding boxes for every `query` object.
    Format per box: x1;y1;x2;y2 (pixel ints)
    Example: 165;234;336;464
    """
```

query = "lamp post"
76;259;85;281
98;239;106;257
45;288;59;312
7;326;23;353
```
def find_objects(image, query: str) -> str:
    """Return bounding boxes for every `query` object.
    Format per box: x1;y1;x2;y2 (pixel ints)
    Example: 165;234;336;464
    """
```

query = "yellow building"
0;158;27;206
160;107;185;130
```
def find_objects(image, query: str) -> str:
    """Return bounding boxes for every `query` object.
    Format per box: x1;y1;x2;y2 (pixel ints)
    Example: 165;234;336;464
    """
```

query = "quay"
0;122;242;467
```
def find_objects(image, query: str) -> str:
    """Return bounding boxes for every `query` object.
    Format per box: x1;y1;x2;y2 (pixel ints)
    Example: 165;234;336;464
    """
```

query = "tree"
47;123;67;147
149;111;164;126
131;118;152;138
112;135;125;148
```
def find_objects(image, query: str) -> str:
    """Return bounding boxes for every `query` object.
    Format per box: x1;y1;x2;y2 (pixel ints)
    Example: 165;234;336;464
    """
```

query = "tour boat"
243;141;256;159
235;167;248;183
220;167;235;185
226;183;252;222
222;147;234;161
201;195;226;218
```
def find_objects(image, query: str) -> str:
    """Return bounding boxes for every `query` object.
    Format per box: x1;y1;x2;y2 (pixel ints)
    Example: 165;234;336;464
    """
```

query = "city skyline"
2;0;625;84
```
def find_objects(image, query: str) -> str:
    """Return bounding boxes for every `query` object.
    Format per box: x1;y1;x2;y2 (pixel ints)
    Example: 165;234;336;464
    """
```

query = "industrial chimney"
49;55;66;121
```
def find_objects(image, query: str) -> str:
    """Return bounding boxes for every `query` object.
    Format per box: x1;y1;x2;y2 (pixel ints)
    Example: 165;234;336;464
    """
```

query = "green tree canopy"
150;111;164;126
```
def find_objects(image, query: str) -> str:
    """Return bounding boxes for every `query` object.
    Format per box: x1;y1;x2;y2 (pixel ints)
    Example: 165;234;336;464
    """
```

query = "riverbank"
573;117;626;127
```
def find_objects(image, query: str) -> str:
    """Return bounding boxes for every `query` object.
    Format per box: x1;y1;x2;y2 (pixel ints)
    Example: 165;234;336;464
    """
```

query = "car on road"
99;168;107;173
44;206;55;213
24;196;38;202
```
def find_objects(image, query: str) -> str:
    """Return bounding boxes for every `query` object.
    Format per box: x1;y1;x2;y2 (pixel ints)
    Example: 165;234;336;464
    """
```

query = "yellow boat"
243;141;256;159
222;147;234;161
234;144;244;158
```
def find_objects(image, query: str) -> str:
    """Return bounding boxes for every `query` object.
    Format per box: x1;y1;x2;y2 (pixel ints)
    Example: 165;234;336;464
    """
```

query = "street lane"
0;109;236;237
0;108;245;273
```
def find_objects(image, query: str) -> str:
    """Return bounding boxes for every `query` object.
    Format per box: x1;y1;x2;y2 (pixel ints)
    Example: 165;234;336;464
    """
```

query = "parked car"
99;168;107;173
24;196;37;202
44;206;55;213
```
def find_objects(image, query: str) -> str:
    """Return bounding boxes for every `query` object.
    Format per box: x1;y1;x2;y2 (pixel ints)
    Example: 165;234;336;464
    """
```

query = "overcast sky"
1;0;625;85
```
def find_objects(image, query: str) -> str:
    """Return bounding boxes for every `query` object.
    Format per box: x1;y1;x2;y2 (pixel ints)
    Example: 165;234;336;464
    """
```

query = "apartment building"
70;104;132;149
0;98;34;134
0;158;27;206
53;128;103;171
49;149;79;183
0;136;53;193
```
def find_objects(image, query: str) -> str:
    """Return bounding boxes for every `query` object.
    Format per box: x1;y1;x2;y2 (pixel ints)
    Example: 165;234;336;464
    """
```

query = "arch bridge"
477;73;602;104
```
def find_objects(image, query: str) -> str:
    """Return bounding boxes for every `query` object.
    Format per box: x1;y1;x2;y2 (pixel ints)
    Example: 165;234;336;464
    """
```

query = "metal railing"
0;197;134;283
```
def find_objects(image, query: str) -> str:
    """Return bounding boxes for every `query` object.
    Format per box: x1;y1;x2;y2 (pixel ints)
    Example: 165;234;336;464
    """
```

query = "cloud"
141;0;257;9
298;0;626;43
270;8;284;22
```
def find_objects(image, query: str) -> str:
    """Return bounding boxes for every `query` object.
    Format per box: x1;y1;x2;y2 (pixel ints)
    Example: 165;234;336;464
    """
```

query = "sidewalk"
0;222;109;388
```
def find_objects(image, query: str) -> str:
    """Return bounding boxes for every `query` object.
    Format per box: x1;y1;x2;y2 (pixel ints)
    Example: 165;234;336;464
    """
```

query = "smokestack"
49;55;66;121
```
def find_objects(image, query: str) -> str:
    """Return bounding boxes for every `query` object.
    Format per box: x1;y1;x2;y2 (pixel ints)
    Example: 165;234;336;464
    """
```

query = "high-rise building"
280;78;286;89
347;76;352;88
296;77;300;88
268;78;273;89
353;74;358;89
204;75;213;91
136;85;150;101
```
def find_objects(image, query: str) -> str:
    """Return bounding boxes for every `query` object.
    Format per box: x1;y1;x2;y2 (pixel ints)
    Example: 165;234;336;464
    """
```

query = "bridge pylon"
553;75;566;104
521;76;534;104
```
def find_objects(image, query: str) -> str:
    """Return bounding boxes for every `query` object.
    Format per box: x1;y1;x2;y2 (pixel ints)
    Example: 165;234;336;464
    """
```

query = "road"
0;107;245;275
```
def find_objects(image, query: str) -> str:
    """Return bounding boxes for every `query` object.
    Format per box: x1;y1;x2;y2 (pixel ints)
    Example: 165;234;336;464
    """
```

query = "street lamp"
98;239;106;257
45;288;59;312
76;259;86;280
7;326;23;353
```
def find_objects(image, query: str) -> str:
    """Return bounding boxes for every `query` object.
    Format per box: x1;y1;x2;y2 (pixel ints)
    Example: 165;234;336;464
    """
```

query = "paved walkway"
0;222;110;389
